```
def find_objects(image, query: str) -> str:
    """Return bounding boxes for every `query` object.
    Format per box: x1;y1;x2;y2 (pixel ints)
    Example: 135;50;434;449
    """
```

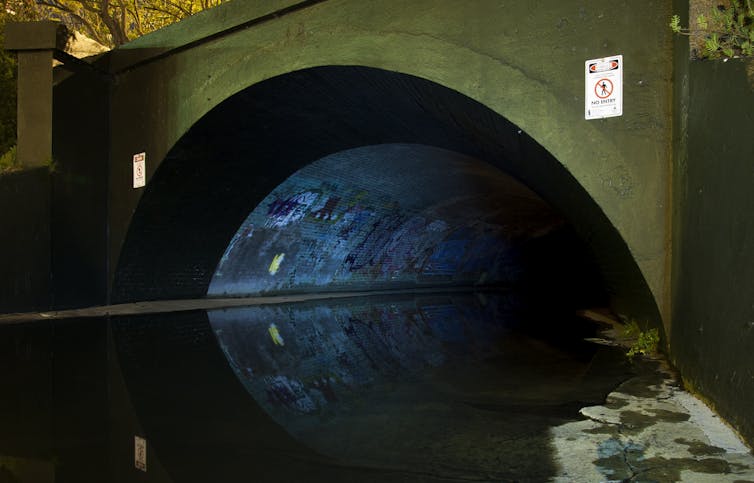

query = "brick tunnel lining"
112;65;658;323
207;144;573;297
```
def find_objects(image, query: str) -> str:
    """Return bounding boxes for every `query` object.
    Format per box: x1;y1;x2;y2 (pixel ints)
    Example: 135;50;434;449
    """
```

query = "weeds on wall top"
671;0;754;59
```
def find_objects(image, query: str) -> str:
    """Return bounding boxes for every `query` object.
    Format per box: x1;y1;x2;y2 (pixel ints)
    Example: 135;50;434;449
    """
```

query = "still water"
0;292;632;482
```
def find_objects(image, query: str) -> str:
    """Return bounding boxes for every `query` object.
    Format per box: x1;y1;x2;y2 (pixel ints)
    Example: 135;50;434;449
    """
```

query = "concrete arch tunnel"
106;64;667;480
37;0;754;469
111;65;660;327
93;0;674;331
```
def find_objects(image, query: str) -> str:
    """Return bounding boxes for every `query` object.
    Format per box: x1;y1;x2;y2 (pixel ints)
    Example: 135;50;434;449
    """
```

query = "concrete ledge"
4;21;68;51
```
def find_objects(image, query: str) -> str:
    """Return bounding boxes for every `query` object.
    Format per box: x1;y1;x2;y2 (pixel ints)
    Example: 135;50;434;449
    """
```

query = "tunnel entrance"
113;65;655;326
104;65;666;481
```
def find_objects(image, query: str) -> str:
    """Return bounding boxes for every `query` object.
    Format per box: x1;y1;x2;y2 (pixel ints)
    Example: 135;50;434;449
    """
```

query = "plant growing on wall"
670;0;754;59
0;145;18;173
623;320;660;359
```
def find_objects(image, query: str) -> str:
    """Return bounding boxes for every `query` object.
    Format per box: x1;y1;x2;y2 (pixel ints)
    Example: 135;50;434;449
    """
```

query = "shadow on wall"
0;168;50;313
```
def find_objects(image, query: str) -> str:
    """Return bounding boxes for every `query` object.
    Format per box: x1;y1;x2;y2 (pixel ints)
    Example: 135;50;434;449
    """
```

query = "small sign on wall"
133;152;146;188
585;54;623;120
134;435;147;472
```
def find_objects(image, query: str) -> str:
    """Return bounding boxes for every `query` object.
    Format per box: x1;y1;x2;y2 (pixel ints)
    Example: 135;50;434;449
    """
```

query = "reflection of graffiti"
421;305;466;342
268;323;285;346
311;376;338;402
209;294;517;421
264;375;316;413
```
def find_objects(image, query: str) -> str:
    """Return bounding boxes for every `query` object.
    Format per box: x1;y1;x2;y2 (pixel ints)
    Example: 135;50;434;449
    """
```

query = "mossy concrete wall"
103;0;674;326
670;58;754;445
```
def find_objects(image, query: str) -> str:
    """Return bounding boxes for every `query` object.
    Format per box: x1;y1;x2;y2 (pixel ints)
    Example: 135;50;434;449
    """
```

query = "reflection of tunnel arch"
111;294;634;482
112;65;659;326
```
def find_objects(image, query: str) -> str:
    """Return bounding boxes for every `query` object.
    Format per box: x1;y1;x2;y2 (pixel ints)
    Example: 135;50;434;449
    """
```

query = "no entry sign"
585;54;623;120
133;152;146;188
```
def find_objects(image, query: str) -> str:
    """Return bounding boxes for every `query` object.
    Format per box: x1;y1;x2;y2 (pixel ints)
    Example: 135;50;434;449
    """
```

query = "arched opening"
112;65;658;327
109;65;663;479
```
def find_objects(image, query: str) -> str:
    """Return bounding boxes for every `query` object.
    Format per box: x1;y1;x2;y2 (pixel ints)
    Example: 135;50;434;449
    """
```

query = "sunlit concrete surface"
552;330;754;482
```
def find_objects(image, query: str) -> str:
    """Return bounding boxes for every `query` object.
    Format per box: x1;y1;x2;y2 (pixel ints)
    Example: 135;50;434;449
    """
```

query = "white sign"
133;152;146;188
134;435;147;472
585;54;623;120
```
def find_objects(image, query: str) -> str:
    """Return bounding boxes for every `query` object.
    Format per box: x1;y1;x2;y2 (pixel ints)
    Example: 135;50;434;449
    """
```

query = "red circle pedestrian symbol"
595;78;613;99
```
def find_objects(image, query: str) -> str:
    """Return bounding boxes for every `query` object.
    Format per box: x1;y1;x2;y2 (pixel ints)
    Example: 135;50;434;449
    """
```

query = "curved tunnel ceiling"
112;65;659;324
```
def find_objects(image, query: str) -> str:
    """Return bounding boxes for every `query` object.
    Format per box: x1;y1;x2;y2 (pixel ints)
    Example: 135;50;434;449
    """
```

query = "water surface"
0;292;632;482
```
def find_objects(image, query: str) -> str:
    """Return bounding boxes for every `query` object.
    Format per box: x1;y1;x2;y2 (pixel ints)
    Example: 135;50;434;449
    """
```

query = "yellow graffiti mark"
268;323;285;346
268;253;285;275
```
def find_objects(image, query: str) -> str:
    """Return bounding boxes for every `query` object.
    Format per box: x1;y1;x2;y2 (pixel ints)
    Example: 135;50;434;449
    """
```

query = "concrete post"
4;21;69;168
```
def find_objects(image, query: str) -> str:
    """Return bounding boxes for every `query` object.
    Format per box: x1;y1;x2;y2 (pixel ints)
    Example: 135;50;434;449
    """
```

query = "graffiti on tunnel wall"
208;145;559;297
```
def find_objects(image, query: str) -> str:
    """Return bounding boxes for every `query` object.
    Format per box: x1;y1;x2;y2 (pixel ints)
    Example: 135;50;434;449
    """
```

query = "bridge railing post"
4;21;69;169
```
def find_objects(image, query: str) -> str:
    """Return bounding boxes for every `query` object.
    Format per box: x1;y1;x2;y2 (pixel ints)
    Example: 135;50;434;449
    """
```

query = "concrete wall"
0;63;108;313
50;66;110;309
670;59;754;445
0;168;50;312
103;0;674;325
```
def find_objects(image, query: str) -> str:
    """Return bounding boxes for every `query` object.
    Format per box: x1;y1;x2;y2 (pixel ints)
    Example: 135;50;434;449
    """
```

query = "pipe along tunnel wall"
112;66;660;332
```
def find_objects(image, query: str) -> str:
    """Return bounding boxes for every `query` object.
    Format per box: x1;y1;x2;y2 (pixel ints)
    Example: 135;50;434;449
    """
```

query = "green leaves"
705;33;721;55
671;0;754;59
670;14;683;34
622;320;660;359
3;0;228;47
0;15;18;158
0;146;19;174
696;13;708;30
743;40;754;56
